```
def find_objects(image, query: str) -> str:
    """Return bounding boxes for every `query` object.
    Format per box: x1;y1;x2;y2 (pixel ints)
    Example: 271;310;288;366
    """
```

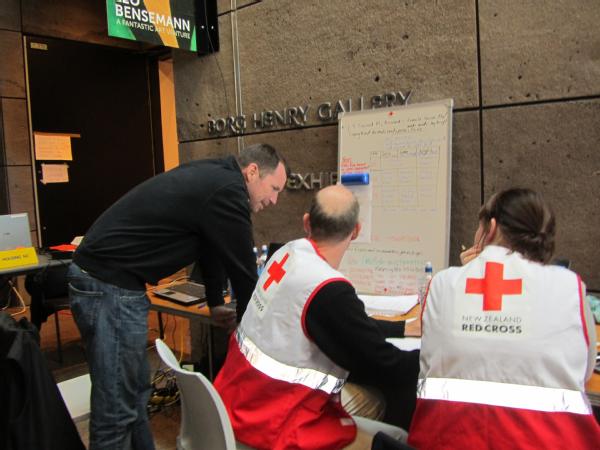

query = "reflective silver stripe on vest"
236;328;345;394
418;377;592;415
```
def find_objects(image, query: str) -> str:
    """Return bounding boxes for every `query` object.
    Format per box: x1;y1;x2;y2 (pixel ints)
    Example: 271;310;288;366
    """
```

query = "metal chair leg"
54;310;63;364
208;325;214;380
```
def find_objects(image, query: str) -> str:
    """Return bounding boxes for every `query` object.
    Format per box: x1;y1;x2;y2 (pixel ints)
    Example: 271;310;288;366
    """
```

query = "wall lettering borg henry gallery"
207;90;412;135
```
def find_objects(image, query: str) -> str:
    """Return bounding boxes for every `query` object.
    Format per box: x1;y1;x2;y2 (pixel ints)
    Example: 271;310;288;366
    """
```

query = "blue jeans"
68;263;155;450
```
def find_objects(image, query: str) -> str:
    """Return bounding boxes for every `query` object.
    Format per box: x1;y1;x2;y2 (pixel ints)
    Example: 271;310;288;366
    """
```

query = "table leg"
158;311;164;339
207;324;214;380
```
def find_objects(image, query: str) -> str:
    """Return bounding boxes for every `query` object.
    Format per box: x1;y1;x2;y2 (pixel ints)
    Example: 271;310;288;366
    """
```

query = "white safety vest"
239;238;350;392
420;245;591;407
215;238;357;450
408;245;600;449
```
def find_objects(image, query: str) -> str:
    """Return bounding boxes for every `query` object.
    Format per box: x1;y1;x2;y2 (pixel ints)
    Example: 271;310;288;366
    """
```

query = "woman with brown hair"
408;188;600;449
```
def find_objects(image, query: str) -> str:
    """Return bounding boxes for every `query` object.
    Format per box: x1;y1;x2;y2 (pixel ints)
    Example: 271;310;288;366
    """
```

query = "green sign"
106;0;197;51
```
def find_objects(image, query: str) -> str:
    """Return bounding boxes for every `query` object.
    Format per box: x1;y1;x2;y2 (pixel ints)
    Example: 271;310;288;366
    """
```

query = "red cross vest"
408;245;600;449
214;238;357;450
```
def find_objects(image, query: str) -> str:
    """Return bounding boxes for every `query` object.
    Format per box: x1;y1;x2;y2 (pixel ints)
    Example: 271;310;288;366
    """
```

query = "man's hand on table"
210;305;237;333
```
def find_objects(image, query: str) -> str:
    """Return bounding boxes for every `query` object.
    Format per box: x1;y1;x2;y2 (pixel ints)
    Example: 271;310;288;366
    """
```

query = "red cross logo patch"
262;253;289;291
465;262;522;311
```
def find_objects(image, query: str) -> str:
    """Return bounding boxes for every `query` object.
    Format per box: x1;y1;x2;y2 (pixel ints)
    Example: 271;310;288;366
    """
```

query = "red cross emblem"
262;253;289;291
465;262;522;311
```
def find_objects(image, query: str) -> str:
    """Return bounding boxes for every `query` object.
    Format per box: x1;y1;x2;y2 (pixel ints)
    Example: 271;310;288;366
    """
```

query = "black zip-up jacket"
0;313;84;450
305;281;420;429
74;156;258;318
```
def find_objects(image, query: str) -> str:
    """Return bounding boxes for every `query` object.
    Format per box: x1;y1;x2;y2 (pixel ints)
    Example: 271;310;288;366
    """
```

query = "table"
148;285;228;379
0;253;71;277
1;252;72;360
151;290;600;410
0;251;71;314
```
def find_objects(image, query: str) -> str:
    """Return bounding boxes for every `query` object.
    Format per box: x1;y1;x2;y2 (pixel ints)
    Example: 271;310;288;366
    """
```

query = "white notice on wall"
34;132;73;161
41;163;69;184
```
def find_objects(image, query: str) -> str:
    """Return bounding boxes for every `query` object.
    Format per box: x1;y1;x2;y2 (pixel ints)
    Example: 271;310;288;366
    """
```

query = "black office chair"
25;264;70;363
372;432;415;450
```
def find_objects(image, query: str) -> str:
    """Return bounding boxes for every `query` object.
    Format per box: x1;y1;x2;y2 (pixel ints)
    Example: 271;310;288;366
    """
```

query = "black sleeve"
305;281;419;387
195;241;227;308
373;318;406;338
199;183;258;320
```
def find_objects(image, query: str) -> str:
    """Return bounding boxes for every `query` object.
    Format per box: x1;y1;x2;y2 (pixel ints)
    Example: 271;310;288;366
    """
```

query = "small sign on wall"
41;164;70;184
34;132;74;161
106;0;197;51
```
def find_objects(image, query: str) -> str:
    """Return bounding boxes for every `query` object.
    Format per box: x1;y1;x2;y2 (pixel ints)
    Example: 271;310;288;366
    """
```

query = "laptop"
154;281;207;306
0;213;32;251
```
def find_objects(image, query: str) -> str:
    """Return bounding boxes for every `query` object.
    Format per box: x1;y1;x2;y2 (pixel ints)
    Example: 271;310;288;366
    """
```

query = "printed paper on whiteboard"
41;163;69;184
347;184;372;243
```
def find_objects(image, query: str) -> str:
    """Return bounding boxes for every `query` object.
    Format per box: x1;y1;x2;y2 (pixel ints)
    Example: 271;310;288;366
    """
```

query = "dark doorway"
25;36;160;247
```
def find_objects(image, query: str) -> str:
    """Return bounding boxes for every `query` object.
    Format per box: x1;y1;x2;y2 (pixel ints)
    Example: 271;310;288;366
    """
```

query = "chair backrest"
25;264;69;299
155;339;238;450
552;258;571;269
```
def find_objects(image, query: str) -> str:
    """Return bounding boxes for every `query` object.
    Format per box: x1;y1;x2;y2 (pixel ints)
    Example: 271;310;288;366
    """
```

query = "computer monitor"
0;213;32;251
266;242;284;262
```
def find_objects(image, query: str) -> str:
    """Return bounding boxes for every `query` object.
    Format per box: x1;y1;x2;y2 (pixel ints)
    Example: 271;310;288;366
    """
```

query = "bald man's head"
308;185;360;242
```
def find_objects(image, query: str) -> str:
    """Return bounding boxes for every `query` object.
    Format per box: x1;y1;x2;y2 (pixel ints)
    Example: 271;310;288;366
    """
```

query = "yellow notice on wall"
0;247;39;270
34;132;78;161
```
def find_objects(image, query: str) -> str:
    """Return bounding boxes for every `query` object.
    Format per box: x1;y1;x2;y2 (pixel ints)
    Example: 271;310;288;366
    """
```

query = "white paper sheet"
358;294;418;316
386;337;421;351
41;163;69;183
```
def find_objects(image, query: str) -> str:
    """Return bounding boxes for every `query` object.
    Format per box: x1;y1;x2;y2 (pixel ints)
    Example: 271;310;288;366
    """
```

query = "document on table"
386;337;421;351
358;294;419;317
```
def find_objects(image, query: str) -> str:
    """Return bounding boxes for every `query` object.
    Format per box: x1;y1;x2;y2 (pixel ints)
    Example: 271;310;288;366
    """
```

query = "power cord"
6;279;28;317
148;367;180;416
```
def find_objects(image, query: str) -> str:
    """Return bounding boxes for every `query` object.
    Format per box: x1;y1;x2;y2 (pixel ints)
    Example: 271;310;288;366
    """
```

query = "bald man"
214;185;420;450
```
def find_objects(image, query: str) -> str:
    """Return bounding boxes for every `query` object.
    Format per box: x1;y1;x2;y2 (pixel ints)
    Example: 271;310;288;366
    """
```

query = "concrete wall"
1;0;598;288
0;0;33;243
173;0;600;289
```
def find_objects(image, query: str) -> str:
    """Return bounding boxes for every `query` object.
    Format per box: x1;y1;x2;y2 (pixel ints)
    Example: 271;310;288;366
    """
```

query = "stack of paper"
358;294;419;317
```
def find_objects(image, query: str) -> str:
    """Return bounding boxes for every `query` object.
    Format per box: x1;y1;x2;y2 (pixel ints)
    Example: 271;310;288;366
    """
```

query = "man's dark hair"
478;187;556;263
308;191;360;242
237;143;289;177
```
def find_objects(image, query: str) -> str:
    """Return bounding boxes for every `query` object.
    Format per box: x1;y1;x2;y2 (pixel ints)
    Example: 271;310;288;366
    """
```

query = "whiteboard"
338;99;453;295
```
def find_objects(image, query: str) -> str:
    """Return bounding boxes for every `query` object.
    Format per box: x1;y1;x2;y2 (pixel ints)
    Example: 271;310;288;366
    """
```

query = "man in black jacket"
68;143;287;450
